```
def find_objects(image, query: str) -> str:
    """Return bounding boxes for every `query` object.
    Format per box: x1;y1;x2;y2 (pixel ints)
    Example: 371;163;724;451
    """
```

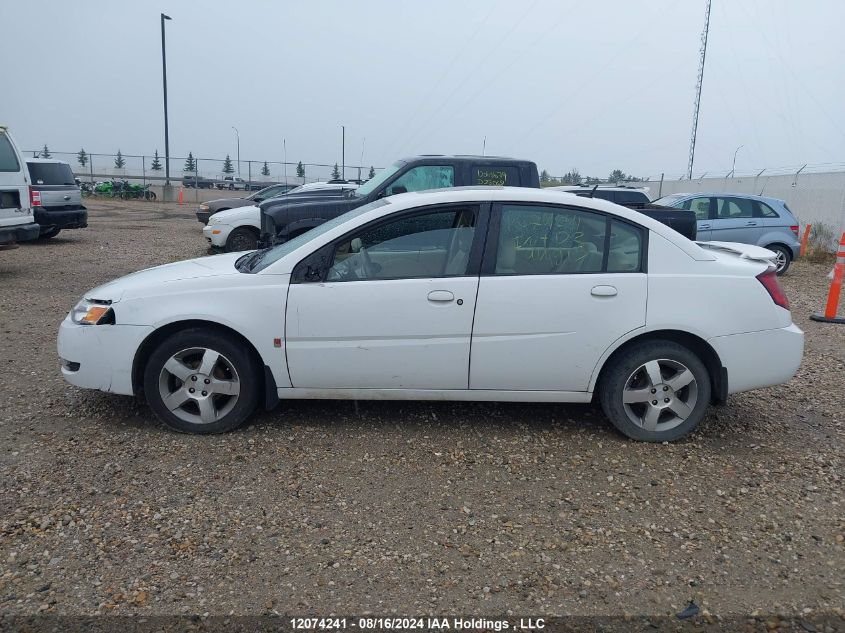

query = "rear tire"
599;340;711;442
225;227;259;252
768;244;791;275
143;328;261;434
39;227;61;239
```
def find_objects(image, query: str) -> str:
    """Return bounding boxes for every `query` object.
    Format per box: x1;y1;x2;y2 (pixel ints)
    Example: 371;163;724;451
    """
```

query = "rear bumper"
0;222;40;245
709;323;804;394
57;316;153;396
34;207;88;230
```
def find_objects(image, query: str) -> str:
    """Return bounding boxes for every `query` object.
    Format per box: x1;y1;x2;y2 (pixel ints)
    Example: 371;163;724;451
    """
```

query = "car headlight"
199;203;209;211
71;299;114;325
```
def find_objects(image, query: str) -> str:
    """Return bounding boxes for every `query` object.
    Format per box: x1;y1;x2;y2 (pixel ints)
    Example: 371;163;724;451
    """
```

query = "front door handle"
746;221;757;226
427;290;454;302
699;223;711;229
591;285;617;297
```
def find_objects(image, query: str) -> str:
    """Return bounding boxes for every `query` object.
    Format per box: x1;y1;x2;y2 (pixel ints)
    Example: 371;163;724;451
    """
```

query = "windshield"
354;161;404;197
248;198;391;273
652;194;687;207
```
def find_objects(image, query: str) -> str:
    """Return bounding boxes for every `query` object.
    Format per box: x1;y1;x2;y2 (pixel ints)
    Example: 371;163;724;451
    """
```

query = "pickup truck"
0;126;40;247
217;176;249;191
182;175;216;189
26;159;87;238
259;155;697;246
260;155;540;244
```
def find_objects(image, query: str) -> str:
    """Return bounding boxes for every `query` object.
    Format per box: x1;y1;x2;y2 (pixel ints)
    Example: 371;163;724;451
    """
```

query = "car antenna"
588;184;599;198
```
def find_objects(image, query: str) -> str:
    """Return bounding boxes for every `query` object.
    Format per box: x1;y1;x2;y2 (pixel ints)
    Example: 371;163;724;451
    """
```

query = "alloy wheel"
157;347;241;425
621;358;698;432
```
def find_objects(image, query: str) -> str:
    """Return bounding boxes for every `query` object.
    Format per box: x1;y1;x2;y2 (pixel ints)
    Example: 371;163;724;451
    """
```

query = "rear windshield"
0;133;21;172
27;162;75;185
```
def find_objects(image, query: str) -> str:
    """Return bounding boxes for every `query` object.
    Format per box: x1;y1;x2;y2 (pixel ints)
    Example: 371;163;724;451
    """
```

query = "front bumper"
202;223;232;248
0;222;40;245
709;323;804;395
196;209;211;224
57;316;154;396
35;207;88;230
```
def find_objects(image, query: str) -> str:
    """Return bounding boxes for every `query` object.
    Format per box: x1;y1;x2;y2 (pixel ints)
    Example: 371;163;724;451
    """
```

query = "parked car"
196;183;299;225
259;155;541;245
652;193;801;274
58;187;803;442
549;185;651;208
182;175;216;189
217;176;248;191
203;183;360;252
26;159;88;238
0;126;40;247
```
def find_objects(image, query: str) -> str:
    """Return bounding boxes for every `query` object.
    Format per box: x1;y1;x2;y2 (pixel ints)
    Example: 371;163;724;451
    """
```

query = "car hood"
262;195;362;223
207;197;252;211
209;205;259;224
84;252;244;302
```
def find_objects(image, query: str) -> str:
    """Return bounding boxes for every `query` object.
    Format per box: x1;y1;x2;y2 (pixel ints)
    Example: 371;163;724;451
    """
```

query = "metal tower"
687;0;712;179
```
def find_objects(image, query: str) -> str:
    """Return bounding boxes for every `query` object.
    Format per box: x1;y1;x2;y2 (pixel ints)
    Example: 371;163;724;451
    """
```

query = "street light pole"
160;13;172;188
730;144;744;177
341;125;345;180
232;126;240;178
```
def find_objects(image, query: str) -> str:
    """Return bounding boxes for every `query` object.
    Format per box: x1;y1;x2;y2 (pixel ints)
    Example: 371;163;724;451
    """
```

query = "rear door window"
716;197;754;219
0;133;20;172
26;162;76;185
472;166;520;186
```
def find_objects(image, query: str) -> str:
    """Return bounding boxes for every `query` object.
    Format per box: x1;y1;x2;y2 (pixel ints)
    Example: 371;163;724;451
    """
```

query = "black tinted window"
0;133;20;172
27;162;75;185
615;191;649;205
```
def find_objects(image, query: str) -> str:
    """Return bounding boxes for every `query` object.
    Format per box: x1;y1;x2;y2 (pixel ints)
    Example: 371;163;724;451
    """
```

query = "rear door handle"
699;223;711;229
427;290;454;302
746;221;758;226
591;285;617;297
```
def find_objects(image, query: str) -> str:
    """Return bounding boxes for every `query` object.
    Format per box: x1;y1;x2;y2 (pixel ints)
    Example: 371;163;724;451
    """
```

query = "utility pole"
687;0;712;180
341;125;345;180
160;13;172;188
232;126;240;178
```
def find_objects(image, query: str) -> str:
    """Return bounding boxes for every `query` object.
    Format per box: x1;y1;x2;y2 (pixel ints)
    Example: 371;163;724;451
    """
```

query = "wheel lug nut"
204;379;210;384
201;391;208;396
651;388;656;394
664;398;670;403
652;400;658;405
191;376;197;381
663;386;668;391
189;388;195;393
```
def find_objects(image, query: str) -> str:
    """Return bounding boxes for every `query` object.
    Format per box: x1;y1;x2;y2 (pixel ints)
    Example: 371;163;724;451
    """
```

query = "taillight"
790;225;799;237
29;187;42;207
757;268;789;309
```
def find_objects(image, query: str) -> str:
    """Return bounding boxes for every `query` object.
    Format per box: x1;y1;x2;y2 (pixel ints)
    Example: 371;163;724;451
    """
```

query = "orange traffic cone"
799;224;812;256
177;186;184;205
810;232;845;324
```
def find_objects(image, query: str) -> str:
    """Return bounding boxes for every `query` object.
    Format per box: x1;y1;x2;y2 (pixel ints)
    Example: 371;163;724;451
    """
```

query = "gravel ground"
0;200;843;625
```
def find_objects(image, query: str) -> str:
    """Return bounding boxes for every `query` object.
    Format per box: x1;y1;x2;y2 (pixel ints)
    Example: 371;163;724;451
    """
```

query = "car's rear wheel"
143;328;260;434
768;244;791;275
599;340;711;442
225;227;259;252
39;227;61;239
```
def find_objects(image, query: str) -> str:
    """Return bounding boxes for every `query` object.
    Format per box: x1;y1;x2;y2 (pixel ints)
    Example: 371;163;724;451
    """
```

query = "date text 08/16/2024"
289;618;546;631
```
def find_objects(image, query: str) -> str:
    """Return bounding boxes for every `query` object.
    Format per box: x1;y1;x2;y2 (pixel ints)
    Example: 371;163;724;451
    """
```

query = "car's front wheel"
143;328;261;434
225;227;259;252
599;340;711;442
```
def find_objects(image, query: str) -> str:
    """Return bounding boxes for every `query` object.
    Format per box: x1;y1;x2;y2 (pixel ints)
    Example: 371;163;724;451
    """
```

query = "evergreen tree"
261;161;270;176
562;168;582;185
368;166;375;179
184;152;196;172
151;150;162;171
331;163;341;180
296;161;305;179
222;154;234;174
114;150;125;169
608;169;626;183
540;169;550;183
77;148;88;167
41;144;51;159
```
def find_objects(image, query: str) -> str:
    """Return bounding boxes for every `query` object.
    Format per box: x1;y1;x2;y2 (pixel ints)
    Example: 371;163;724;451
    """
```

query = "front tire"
599;340;711;442
768;244;791;275
225;227;259;252
143;328;261;434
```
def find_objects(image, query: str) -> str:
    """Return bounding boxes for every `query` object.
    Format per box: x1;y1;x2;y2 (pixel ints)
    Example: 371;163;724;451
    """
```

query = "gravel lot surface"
0;200;843;625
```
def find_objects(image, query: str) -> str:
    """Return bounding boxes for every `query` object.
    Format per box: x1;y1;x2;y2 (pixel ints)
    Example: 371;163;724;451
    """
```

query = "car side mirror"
390;185;407;195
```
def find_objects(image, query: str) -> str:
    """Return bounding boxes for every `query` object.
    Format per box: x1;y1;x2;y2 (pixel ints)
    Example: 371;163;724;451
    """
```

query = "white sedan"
203;204;261;251
58;188;803;442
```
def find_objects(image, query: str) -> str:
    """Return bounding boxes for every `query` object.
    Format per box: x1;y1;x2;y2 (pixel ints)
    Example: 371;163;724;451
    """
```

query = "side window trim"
291;202;490;283
480;202;647;277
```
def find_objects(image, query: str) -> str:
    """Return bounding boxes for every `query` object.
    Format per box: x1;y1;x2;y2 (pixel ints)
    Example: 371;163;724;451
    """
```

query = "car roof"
397;154;532;165
660;191;786;204
26;157;71;165
547;185;649;192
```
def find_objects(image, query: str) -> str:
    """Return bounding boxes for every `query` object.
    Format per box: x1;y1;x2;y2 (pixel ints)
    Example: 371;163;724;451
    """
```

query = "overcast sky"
3;0;843;179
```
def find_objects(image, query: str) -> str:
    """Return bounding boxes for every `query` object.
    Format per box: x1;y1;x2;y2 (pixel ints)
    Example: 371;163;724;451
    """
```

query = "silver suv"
653;192;800;274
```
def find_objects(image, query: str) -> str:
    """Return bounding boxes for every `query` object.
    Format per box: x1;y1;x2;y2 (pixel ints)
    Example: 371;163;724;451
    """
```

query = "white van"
0;126;39;246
